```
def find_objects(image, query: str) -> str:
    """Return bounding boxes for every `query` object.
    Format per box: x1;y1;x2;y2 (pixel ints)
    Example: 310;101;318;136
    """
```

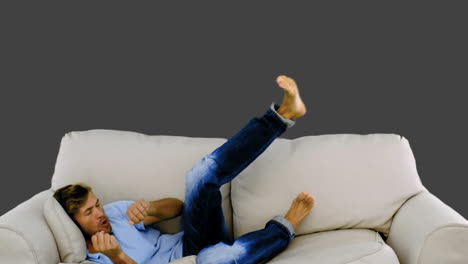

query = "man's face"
74;192;111;236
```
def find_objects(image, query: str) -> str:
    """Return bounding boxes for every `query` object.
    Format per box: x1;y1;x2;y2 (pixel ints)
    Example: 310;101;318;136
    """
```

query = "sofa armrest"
387;190;468;264
0;190;60;264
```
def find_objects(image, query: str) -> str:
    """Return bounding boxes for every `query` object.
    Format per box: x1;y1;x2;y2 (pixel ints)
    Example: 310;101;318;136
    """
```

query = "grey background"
1;2;467;219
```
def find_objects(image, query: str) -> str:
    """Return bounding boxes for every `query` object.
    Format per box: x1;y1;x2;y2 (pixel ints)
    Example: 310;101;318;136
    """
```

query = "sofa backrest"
51;130;426;242
231;133;426;239
50;129;232;236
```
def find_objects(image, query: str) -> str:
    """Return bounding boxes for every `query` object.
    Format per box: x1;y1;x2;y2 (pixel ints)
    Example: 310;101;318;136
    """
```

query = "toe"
277;76;288;87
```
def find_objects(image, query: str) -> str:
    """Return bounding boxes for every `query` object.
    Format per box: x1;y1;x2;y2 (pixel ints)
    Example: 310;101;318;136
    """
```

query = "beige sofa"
1;129;467;264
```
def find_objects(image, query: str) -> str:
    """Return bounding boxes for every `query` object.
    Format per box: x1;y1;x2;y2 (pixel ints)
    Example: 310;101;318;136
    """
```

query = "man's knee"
197;242;246;264
185;155;221;190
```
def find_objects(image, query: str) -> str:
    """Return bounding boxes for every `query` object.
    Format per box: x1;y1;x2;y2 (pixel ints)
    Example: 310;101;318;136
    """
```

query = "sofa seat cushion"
268;229;399;264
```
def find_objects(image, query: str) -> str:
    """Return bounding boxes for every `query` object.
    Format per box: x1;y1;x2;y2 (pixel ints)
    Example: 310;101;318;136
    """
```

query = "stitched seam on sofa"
233;209;242;239
397;190;428;214
386;191;429;243
342;231;383;264
417;224;468;264
345;231;383;264
0;225;39;264
391;190;428;224
342;242;384;264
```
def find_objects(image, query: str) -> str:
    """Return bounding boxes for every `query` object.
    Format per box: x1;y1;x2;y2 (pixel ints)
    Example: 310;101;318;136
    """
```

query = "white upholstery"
43;195;87;262
387;191;468;264
0;190;60;264
1;129;467;264
268;229;399;264
51;130;233;236
231;134;425;238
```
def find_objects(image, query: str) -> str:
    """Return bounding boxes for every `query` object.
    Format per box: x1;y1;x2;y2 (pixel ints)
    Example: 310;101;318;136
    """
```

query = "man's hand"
91;231;123;260
91;231;137;264
126;199;150;225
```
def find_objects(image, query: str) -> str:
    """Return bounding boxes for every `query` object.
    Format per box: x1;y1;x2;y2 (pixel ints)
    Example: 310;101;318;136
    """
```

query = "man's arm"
145;198;183;226
127;198;183;227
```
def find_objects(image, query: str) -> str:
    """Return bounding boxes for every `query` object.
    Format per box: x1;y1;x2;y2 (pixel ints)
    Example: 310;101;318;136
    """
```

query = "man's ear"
43;195;87;263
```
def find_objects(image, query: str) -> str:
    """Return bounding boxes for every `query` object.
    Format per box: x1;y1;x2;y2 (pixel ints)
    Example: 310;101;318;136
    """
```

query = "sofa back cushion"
51;129;232;235
43;195;87;262
231;134;425;239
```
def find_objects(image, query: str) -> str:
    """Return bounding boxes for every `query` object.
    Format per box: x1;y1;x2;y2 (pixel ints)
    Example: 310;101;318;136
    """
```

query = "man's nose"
95;208;104;218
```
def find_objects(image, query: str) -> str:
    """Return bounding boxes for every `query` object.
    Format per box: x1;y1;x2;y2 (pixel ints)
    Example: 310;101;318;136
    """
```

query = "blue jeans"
182;102;296;264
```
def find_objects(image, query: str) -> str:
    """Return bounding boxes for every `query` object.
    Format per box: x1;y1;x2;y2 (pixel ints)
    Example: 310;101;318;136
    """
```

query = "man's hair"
53;183;92;219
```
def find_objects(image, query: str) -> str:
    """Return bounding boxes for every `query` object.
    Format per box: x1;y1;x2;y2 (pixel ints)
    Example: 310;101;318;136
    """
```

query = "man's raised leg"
182;75;307;256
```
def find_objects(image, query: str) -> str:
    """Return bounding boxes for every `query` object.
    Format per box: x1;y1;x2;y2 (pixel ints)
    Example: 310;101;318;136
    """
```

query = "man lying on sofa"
54;75;315;264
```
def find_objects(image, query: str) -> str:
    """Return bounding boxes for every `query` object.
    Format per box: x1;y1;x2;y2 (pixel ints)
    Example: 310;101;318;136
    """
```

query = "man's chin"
100;226;112;234
89;227;111;236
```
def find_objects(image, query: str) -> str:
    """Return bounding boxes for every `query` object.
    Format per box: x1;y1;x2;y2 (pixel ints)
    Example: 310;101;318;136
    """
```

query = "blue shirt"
86;200;184;264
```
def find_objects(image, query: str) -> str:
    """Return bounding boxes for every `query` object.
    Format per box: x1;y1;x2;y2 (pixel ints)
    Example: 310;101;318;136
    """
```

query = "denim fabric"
181;103;296;264
269;102;296;128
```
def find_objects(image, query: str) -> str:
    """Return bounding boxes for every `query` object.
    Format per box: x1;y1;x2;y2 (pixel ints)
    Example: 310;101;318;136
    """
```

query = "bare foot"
276;75;307;120
284;192;314;229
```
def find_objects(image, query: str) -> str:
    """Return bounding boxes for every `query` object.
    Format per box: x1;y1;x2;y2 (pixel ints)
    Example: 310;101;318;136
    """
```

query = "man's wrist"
147;201;160;218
